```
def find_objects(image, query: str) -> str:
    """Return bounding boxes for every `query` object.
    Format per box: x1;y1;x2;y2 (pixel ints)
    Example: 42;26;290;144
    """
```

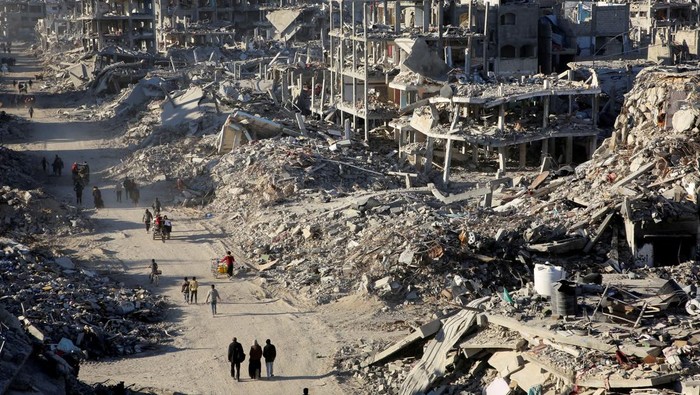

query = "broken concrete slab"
161;86;205;129
395;37;450;81
362;319;442;367
487;351;524;378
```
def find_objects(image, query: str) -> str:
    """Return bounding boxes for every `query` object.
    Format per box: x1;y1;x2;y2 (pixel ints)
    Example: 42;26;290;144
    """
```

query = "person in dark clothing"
248;340;263;379
74;182;84;205
221;251;235;279
92;186;103;209
40;157;48;174
143;209;153;233
52;155;64;176
263;339;277;378
227;337;245;382
152;197;161;215
123;177;131;200
131;186;140;206
28;106;33;118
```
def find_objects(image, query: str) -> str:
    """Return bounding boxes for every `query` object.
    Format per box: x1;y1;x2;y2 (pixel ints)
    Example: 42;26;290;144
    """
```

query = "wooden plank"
530;171;550;190
583;212;616;253
611;162;655;189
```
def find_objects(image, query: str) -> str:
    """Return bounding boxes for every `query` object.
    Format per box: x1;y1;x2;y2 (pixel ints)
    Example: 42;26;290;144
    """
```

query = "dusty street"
4;44;346;395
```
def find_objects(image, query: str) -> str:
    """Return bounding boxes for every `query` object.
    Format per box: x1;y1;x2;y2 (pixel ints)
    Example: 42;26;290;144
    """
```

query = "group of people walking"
181;277;200;305
42;154;64;176
227;338;277;382
122;177;140;206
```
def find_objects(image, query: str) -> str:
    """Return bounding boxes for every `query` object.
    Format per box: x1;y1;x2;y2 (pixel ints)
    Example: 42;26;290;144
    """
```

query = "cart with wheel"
210;258;226;278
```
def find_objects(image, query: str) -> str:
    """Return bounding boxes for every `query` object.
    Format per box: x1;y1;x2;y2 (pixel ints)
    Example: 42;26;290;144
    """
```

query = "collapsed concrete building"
0;0;46;39
78;0;157;52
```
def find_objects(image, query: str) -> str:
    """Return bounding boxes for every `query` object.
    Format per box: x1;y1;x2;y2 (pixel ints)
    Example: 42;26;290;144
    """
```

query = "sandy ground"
3;44;357;395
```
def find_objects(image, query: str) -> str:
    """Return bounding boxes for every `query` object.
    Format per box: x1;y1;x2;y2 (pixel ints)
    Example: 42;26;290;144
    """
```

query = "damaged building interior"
1;0;700;393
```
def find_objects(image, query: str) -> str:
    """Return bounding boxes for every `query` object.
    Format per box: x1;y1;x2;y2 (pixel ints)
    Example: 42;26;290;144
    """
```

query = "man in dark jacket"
74;182;84;205
227;337;244;382
92;186;103;209
263;339;277;378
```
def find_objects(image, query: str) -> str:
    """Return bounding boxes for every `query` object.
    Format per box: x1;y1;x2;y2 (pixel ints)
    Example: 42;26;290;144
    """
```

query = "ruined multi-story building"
78;0;157;53
0;0;46;39
154;0;324;52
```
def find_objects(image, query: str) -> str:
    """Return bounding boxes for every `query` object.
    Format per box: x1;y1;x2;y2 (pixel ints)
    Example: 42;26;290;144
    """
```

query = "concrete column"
311;75;315;113
399;129;407;160
565;136;573;164
519;143;527;169
383;0;388;24
472;144;479;164
549;138;556;160
424;137;435;174
400;90;407;109
443;138;453;184
588;135;597;158
423;0;430;33
498;104;505;131
540;139;549;162
363;2;370;141
394;1;401;33
344;119;351;139
592;94;599;126
483;3;489;72
542;96;550;128
498;146;508;172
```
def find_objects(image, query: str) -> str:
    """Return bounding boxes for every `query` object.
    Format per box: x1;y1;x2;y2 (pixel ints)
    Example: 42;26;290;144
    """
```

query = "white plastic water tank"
534;263;565;297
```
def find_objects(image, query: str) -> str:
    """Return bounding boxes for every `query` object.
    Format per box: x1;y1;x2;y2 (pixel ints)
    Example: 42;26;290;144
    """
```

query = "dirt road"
5;44;345;395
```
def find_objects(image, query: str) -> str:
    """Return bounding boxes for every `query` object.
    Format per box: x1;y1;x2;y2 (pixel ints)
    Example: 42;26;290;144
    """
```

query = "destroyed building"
78;0;157;53
556;1;630;58
0;0;46;39
154;0;324;51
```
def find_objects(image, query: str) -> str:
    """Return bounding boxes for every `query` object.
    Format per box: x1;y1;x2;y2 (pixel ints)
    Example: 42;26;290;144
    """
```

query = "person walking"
205;284;221;316
52;155;64;176
131;186;140;207
181;277;190;304
92;186;103;209
152;197;161;215
248;340;263;380
74;182;84;205
221;251;235;279
189;277;199;304
142;209;153;233
149;259;159;285
115;182;123;203
28;106;33;119
123;177;131;200
228;337;245;382
40;157;48;174
263;339;277;378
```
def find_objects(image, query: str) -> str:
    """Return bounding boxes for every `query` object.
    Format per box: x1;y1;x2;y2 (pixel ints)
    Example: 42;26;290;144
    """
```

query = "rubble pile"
0;239;171;359
0;113;29;142
0;307;33;393
0;148;91;241
194;135;535;305
109;135;216;186
208;137;405;207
